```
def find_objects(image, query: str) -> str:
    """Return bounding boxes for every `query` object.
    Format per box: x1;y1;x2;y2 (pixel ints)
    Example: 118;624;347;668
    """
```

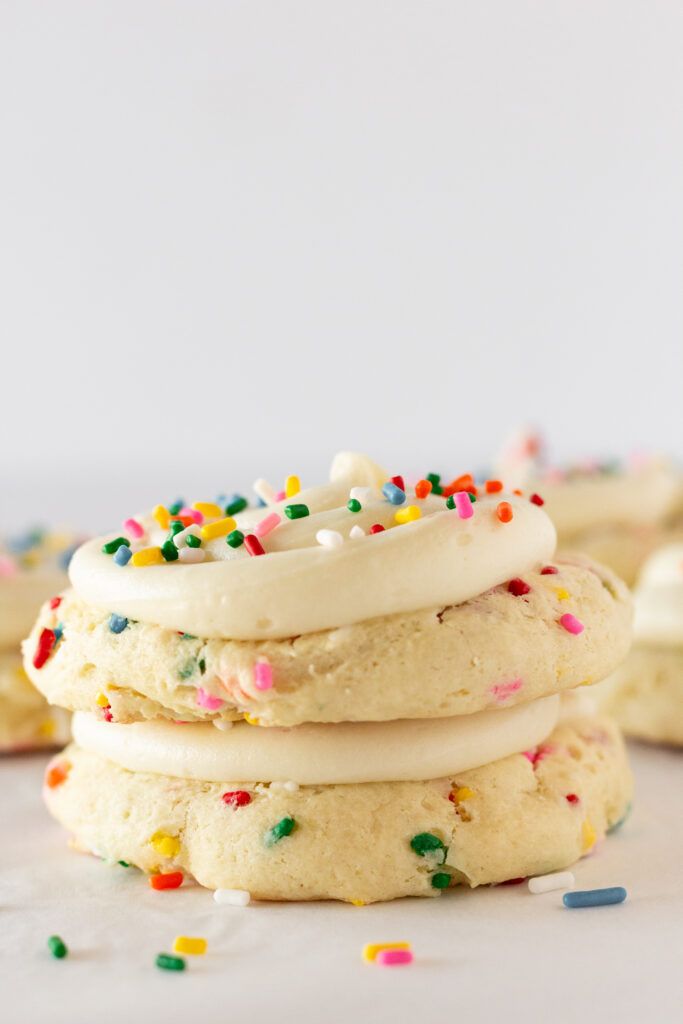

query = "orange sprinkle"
443;473;475;497
485;479;503;493
414;479;433;499
45;762;70;789
513;488;523;496
149;871;184;891
496;501;513;523
170;515;195;528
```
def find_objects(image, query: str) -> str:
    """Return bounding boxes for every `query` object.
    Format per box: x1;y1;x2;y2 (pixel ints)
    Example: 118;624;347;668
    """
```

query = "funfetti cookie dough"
596;543;683;746
0;530;75;752
28;453;633;902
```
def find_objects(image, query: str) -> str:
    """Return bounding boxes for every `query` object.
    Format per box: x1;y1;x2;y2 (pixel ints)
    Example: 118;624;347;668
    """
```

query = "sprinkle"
243;712;260;725
395;505;421;525
102;536;130;555
453;492;473;519
347;498;362;513
150;832;181;858
123;518;144;540
349;486;374;503
169;514;195;528
451;786;474;804
414;479;432;498
530;493;544;506
214;888;251;906
351;900;365;907
496;502;513;523
581;819;597;852
285;475;301;498
444;473;475;496
560;613;584;635
513;488;523;496
47;936;68;959
49;596;62;610
410;833;446;862
45;761;70;788
132;547;164;567
528;871;575;894
226;528;244;548
349;525;365;539
96;692;110;707
254;512;281;538
173;936;207;956
150;872;184;891
222;790;252;808
196;687;224;710
185;534;201;548
193;502;222;518
563;887;627;909
201;516;237;540
608;803;632;832
491;678;523;702
244;534;266;557
376;950;414;967
566;793;580;805
264;816;295;846
555;587;570;601
168;501;184;516
156;953;185;972
284;504;309;520
541;565;558;575
253;478;277;505
168;521;185;537
390;475;405;492
369;524;385;534
114;545;132;566
153;505;171;529
161;540;179;562
363;942;411;963
33;628;56;669
108;613;129;634
316;529;343;549
508;578;531;596
254;659;274;691
485;479;503;493
224;495;248;517
431;872;451;889
180;506;203;524
382;482;406;505
179;547;206;563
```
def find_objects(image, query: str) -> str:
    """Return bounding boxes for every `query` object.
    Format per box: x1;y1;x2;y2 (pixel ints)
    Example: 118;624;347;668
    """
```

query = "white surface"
2;2;683;533
1;742;682;1023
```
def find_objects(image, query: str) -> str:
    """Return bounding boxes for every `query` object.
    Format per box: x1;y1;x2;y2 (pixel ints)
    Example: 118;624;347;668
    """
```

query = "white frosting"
71;695;559;784
633;543;683;646
69;452;556;640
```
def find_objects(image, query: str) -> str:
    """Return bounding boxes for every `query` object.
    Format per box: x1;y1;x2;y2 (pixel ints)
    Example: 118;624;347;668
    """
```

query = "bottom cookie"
44;714;632;903
0;652;70;753
596;645;683;747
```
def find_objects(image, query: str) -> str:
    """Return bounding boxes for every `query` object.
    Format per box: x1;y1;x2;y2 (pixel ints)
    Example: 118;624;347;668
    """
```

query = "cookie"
0;652;70;752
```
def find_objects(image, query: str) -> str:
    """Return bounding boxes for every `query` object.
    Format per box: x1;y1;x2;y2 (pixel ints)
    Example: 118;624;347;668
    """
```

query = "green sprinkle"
178;659;196;680
102;537;130;555
410;832;446;858
186;534;201;548
198;658;206;675
226;530;244;549
468;492;477;502
225;496;248;517
47;935;68;959
168;521;185;537
445;495;455;510
264;816;296;846
347;498;362;513
156;953;185;972
180;633;196;640
168;501;184;516
118;860;131;867
431;872;451;890
161;540;179;562
284;504;309;520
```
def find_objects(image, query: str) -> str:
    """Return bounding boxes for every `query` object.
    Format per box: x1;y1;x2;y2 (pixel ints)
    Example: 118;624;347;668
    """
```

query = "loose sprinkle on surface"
150;872;184;891
214;888;251;906
528;871;575;894
173;936;207;956
563;887;627;909
156;953;185;972
363;942;411;963
47;935;68;959
376;949;414;966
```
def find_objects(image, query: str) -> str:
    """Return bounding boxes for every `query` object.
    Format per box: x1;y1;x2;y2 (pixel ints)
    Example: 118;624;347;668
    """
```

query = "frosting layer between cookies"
631;543;683;646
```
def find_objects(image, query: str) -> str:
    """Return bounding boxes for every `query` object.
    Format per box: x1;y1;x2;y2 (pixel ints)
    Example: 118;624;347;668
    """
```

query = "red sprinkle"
244;534;265;557
414;479;432;499
49;596;62;610
529;493;544;506
508;578;531;597
33;628;56;669
149;871;184;891
566;793;580;805
541;565;558;575
222;790;252;808
500;877;527;886
390;475;405;492
369;524;386;534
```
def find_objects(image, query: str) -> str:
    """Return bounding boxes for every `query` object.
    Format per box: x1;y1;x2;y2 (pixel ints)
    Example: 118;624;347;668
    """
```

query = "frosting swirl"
632;543;683;646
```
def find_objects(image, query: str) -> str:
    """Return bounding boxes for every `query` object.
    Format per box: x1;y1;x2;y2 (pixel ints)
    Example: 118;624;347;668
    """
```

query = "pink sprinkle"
490;678;523;703
525;743;554;767
0;556;18;578
376;950;413;966
254;512;281;538
560;613;584;635
123;518;144;539
181;507;203;524
454;492;473;519
275;490;286;501
254;659;274;691
196;687;225;710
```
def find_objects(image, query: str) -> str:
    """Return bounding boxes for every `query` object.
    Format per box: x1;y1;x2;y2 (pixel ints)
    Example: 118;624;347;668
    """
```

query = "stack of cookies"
25;454;633;902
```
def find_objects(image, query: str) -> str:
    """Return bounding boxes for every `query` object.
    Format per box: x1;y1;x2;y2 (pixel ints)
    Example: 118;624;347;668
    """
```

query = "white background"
1;0;682;532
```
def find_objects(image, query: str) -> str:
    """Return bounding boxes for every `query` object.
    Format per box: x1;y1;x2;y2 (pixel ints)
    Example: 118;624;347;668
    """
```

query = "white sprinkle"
179;546;206;563
214;888;251;907
270;780;300;792
349;486;375;503
316;529;343;549
253;478;277;505
173;524;201;549
212;720;234;731
528;870;575;894
349;525;365;540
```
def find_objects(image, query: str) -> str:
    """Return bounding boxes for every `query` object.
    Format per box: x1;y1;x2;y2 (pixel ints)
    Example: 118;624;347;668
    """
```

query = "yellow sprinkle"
351;899;366;907
150;831;181;858
193;502;223;519
38;720;56;738
394;505;422;525
131;546;164;567
95;692;110;708
285;475;301;498
555;587;570;601
581;819;597;853
243;713;260;726
173;936;207;956
363;942;411;963
578;678;594;687
453;786;474;803
200;517;237;541
153;505;171;529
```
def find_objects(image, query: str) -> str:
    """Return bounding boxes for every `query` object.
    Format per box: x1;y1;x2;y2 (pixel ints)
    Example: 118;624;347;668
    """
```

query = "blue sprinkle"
382;482;406;505
256;496;267;508
607;802;632;833
109;614;129;634
53;625;64;644
113;545;132;567
563;887;627;909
